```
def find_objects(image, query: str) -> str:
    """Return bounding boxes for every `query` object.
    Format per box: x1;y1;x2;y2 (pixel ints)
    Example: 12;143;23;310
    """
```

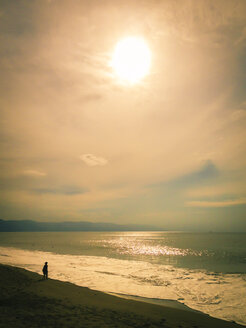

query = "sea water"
0;231;245;325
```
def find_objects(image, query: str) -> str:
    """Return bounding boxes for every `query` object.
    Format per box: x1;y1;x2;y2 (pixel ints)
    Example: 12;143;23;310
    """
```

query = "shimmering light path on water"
0;231;245;272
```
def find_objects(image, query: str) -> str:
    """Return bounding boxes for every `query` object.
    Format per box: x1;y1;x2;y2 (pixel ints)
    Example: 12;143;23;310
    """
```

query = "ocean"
0;231;245;325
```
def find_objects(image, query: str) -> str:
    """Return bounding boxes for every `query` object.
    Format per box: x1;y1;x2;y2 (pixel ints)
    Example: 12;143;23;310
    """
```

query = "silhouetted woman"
42;262;48;279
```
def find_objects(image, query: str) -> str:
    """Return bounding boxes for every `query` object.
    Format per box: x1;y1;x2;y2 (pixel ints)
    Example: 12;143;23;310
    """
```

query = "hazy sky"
0;0;246;231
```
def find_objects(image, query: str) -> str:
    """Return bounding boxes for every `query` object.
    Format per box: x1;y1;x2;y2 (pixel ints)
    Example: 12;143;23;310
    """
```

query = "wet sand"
0;264;243;328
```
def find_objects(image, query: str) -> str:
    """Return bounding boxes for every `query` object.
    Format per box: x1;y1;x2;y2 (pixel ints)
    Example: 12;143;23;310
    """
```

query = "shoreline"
107;292;201;313
0;263;244;328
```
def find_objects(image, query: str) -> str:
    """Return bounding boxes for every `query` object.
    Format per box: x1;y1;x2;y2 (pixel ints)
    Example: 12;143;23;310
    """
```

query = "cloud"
150;161;219;190
169;161;218;188
22;170;46;177
32;186;88;195
80;154;108;167
186;198;246;208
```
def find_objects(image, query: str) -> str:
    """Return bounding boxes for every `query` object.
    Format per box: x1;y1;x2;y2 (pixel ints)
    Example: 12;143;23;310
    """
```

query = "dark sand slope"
0;264;243;328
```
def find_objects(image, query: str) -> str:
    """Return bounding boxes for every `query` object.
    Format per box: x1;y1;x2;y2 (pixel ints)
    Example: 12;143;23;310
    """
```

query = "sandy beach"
0;264;244;328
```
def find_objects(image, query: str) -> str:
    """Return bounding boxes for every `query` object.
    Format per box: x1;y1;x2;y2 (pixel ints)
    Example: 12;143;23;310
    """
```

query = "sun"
111;37;151;84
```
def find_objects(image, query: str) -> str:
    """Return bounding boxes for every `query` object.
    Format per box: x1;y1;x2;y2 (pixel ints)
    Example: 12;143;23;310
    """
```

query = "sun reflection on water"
96;238;200;257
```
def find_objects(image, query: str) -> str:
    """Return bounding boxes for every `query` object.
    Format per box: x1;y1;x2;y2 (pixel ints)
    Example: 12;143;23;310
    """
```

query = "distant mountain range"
0;219;162;232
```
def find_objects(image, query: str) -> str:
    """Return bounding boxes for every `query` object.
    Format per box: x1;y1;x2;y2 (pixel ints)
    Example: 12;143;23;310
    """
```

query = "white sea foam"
0;246;245;325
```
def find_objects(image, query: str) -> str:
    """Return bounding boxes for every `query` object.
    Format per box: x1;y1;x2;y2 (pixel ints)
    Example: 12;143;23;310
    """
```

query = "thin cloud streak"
186;198;246;208
22;170;46;177
32;186;88;195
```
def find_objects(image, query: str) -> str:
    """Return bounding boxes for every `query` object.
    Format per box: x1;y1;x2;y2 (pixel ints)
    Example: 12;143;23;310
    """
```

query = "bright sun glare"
112;37;151;84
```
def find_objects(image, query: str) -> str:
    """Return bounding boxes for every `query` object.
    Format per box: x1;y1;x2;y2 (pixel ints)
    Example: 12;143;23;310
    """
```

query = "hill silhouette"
0;219;161;232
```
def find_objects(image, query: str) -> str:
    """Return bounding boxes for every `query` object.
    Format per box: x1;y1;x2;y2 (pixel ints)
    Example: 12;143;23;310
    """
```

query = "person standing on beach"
42;262;48;279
